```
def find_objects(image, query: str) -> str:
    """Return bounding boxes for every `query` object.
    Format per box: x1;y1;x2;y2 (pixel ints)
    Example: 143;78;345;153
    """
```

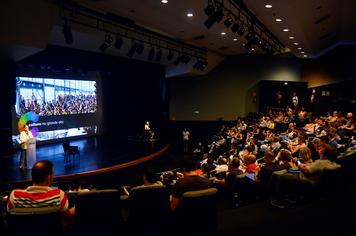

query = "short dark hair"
182;156;198;172
144;167;157;183
32;160;54;183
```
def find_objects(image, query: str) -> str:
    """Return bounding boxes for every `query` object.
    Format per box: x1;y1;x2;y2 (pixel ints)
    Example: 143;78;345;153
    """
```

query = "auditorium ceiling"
70;0;356;59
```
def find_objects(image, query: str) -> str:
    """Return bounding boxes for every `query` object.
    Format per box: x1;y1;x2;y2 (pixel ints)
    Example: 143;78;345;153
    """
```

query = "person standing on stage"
182;128;190;153
19;124;34;169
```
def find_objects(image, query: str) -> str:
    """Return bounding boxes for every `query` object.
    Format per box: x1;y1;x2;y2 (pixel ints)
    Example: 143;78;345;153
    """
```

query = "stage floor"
1;136;163;183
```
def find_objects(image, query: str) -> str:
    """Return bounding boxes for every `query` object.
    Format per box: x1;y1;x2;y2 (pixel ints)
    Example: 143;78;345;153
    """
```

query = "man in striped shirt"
7;160;75;220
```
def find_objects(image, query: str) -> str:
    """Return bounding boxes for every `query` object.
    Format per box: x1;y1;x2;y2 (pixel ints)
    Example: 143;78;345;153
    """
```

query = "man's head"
264;151;275;163
32;160;54;186
143;167;157;184
182;156;198;172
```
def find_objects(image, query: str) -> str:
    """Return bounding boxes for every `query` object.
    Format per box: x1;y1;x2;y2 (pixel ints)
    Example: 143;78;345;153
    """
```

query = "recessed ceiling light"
161;0;168;3
283;29;289;32
221;32;226;35
289;36;295;39
297;47;302;50
284;82;288;85
301;51;305;54
186;12;193;17
265;4;272;8
275;18;282;22
303;55;308;57
233;38;238;41
293;42;299;45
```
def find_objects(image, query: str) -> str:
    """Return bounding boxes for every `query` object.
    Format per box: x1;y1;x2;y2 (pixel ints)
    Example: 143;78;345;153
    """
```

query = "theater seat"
178;188;218;235
128;185;172;235
72;189;124;235
7;211;64;236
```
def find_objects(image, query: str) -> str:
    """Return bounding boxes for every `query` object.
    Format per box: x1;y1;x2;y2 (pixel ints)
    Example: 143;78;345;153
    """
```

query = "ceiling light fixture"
204;7;224;29
303;55;308;57
293;42;299;45
224;14;234;28
156;49;162;62
301;51;305;54
161;0;168;3
221;32;226;35
283;29;289;32
167;50;174;61
135;43;144;54
204;0;215;16
297;47;302;50
114;34;123;49
265;4;272;8
233;38;238;41
289;36;295;39
99;33;113;51
187;12;194;17
275;18;282;22
148;47;155;61
127;43;137;58
62;20;73;44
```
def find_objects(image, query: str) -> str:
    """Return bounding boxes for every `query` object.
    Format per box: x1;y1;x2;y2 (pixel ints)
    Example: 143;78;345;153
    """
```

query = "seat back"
7;211;64;236
179;188;218;235
128;185;171;234
73;189;124;234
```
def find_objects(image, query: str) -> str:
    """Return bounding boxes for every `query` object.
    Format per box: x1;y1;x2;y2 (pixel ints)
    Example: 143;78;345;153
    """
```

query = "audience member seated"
121;167;163;199
271;144;341;208
170;157;213;212
7;160;75;231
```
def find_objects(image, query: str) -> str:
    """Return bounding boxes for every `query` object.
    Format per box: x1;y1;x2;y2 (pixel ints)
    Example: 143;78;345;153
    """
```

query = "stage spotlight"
204;7;224;29
243;42;252;52
224;15;234;28
204;0;215;16
99;34;113;51
127;43;137;58
114;34;123;49
62;20;73;44
237;26;246;36
148;47;155;61
182;55;191;64
193;59;208;71
156;49;162;62
136;43;144;54
173;54;191;65
231;22;240;33
167;50;174;61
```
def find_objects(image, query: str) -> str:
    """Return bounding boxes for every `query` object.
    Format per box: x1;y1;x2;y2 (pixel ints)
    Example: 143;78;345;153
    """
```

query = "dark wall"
170;55;302;120
307;79;356;115
0;60;16;156
258;80;308;111
302;45;356;88
16;45;166;138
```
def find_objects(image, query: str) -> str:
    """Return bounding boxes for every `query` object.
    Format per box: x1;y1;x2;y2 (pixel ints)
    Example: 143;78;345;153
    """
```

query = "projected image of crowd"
19;94;97;116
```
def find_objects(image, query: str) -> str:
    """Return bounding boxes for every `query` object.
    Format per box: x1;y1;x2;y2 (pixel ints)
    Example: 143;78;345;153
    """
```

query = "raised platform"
1;135;168;184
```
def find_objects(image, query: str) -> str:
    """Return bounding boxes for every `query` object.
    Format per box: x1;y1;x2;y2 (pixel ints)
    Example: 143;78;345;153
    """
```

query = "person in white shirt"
19;124;34;169
182;128;190;153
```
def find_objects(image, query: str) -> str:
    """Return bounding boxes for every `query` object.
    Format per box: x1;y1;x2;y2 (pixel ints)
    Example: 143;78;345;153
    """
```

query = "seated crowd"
1;107;355;234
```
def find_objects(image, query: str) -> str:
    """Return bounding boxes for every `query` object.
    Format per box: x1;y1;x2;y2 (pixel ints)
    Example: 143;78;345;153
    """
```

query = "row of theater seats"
4;186;218;236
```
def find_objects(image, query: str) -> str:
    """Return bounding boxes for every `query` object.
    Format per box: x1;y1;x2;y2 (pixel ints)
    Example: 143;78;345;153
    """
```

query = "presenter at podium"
19;124;35;169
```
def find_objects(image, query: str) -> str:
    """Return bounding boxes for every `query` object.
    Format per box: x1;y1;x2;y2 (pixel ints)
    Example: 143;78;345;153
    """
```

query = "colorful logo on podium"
18;111;39;137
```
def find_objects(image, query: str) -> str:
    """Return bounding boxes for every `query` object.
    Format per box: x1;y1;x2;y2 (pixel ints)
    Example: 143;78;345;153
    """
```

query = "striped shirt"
7;186;69;215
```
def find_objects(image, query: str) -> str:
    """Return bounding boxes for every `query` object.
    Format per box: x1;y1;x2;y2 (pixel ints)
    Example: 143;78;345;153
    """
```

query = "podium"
26;138;36;169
